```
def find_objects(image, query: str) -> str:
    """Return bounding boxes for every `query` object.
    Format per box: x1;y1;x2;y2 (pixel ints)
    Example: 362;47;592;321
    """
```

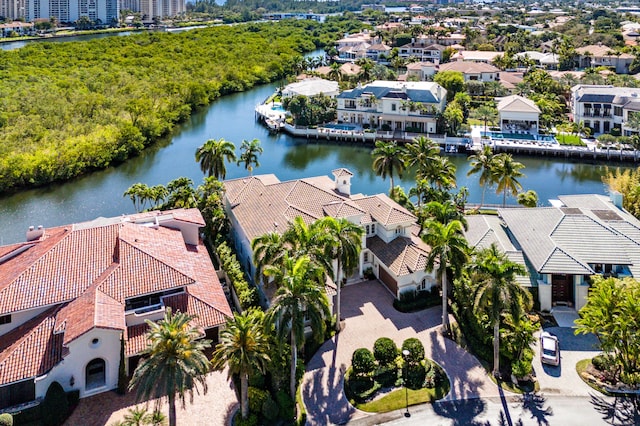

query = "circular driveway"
302;280;503;425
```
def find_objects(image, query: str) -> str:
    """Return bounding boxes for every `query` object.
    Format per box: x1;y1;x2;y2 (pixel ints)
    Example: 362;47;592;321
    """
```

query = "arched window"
85;358;106;390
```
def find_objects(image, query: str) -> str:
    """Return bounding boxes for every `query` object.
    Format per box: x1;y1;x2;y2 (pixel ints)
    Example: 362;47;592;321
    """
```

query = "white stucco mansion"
336;81;447;134
223;169;437;301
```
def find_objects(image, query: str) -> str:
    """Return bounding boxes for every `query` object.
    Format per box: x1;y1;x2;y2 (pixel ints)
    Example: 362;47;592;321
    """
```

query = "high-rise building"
25;0;118;24
1;0;26;20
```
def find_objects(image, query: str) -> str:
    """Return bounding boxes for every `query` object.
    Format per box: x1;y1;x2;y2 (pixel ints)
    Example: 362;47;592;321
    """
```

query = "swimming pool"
324;123;357;131
482;131;557;143
271;104;286;112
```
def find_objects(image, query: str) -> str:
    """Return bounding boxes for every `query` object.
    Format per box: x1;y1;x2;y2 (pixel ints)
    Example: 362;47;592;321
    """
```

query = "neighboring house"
414;33;466;47
335;32;372;49
315;63;362;80
451;50;503;63
0;22;34;37
438;61;501;82
575;44;635;74
0;209;232;410
498;71;525;93
281;78;340;98
336;80;447;133
338;43;370;61
222;169;437;300
486;194;640;311
398;40;446;63
570;84;640;135
515;51;559;70
497;94;541;133
366;43;392;62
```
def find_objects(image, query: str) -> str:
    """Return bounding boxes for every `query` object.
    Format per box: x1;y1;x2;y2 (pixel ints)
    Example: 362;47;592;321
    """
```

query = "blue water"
483;132;557;143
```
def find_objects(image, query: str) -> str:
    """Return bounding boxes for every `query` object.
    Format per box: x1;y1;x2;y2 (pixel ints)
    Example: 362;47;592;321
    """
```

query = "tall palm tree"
467;145;497;209
422;220;469;333
372;140;406;193
237;139;263;176
251;231;286;284
319;217;364;332
470;243;530;377
128;308;211;426
404;136;440;180
424;200;468;230
423;156;457;191
211;310;270;420
283;217;334;279
328;62;342;82
195;138;236;180
492;153;525;207
473;104;498;134
265;255;330;397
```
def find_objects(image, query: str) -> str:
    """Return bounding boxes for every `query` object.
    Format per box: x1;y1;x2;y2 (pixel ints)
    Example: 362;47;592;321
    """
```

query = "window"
391;103;397;111
419;278;427;291
364;252;369;262
0;314;11;325
85;358;106;390
371;224;376;233
125;287;183;312
395;226;402;235
614;106;623;117
366;225;370;234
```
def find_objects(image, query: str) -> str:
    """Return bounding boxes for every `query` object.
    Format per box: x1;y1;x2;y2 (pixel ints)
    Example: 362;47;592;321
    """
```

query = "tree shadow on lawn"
590;393;640;426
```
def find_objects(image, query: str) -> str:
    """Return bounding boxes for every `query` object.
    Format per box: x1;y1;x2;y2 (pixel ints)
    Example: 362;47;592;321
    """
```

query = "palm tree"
265;255;330;397
252;231;286;283
195;138;236;179
372;140;406;194
492;153;525;207
473;105;498;134
320;217;364;332
422;220;469;333
128;308;211;426
124;183;152;212
467;145;497;209
328;62;342;82
237;139;263;176
470;243;530;377
424;200;468;230
423;156;457;191
211;310;270;420
404;136;440;181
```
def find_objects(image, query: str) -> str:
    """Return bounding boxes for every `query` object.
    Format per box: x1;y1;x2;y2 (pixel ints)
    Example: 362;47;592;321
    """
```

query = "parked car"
540;331;560;366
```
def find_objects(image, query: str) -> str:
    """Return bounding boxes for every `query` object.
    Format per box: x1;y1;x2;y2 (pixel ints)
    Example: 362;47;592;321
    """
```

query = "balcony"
125;303;165;326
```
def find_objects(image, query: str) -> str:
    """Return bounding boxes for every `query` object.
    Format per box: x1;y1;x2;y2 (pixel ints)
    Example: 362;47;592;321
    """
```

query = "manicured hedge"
216;242;259;310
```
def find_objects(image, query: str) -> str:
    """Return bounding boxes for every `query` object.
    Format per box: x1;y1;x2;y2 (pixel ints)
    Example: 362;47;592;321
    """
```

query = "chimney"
332;168;352;196
26;225;45;242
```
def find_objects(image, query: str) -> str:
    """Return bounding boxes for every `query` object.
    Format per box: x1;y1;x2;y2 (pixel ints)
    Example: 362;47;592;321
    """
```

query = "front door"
552;274;573;305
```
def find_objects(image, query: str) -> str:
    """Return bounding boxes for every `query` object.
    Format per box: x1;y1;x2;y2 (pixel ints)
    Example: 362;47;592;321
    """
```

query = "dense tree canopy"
0;19;354;193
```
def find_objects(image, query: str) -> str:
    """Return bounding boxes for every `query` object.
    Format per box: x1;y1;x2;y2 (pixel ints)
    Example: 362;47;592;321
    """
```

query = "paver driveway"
302;280;502;425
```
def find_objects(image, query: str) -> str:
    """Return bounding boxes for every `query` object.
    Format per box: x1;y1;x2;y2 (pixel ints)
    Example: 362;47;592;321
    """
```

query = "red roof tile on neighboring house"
0;307;63;385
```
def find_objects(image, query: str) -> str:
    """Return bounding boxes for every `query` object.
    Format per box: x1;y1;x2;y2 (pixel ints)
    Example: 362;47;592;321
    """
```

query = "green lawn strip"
355;385;448;413
296;379;307;425
575;359;611;396
556;134;586;146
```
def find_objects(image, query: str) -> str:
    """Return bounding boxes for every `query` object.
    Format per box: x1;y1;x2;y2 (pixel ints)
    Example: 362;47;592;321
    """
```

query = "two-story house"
576;44;635;74
398;40;447;63
222;169;437;300
0;209;232;410
336;80;447;133
571;84;640;135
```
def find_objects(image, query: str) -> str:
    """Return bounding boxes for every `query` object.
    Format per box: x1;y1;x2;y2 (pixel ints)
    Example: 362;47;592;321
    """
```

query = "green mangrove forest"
0;18;362;193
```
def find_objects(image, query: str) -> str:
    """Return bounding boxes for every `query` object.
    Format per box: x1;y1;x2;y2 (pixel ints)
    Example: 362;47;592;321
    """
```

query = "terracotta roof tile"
0;307;63;385
353;195;416;226
367;235;430;276
126;324;149;357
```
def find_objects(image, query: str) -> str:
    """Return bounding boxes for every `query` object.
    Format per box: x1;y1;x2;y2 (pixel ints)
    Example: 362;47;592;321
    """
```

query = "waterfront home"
315;63;362;79
222;169;436;300
0;209;231;410
465;193;640;311
451;50;503;64
570;84;640;135
515;51;560;70
282;78;340;98
336;80;446;133
498;71;525;93
404;61;500;83
0;22;34;37
497;94;541;133
398;40;446;63
575;44;635;74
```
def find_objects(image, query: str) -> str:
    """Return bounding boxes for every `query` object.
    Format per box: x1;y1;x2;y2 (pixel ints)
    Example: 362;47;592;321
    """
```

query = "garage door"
378;266;398;297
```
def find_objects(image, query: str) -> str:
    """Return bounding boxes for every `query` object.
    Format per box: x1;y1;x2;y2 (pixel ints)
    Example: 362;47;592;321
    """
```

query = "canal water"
0;51;624;245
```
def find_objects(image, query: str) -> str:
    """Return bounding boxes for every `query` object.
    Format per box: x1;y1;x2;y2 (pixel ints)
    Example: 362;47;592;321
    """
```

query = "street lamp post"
402;349;411;418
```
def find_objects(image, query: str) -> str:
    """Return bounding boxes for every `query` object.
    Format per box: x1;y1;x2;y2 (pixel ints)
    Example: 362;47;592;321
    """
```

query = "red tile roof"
0;208;231;386
0;307;63;385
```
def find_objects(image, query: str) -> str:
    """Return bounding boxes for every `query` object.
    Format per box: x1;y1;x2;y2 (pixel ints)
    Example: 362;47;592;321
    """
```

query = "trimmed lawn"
556;133;586;146
356;383;450;413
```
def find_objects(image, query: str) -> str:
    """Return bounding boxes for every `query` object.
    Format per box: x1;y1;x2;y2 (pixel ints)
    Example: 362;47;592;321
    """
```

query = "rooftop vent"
26;225;45;242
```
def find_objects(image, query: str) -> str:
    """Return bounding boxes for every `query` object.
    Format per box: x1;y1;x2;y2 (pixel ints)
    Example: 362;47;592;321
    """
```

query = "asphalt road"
351;394;640;426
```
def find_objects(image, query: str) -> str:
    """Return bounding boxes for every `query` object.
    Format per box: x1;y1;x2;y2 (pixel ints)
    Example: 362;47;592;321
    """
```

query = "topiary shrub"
404;363;426;389
41;381;69;426
0;413;13;426
374;364;398;388
247;387;269;415
373;337;398;366
402;338;425;364
352;348;376;378
261;397;279;422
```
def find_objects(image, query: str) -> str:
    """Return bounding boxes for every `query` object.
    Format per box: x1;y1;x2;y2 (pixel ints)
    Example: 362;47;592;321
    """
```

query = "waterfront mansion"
223;169;437;300
0;209;231;410
336;81;447;134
